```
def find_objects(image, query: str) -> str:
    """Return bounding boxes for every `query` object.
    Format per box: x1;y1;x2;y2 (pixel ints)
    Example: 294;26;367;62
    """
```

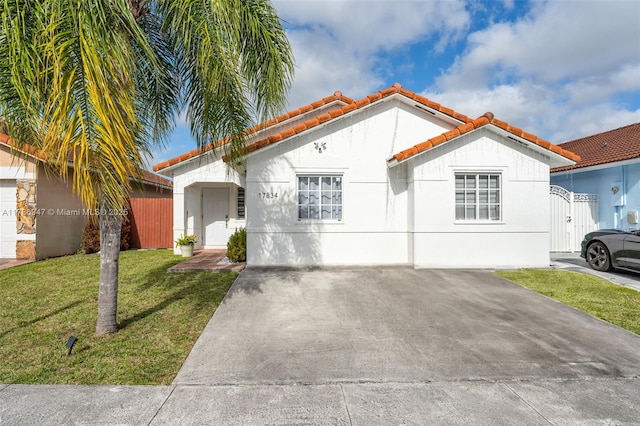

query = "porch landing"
168;249;245;273
0;258;34;271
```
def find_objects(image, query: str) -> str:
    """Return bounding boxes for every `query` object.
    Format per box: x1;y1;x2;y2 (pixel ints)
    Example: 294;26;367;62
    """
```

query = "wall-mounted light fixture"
611;185;619;194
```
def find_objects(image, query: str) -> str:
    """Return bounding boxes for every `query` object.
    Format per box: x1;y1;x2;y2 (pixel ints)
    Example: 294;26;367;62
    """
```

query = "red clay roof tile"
551;122;640;173
341;103;357;114
280;128;295;138
153;83;500;170
317;113;332;123
430;134;447;147
328;109;344;118
293;123;307;133
1;133;171;187
388;112;580;164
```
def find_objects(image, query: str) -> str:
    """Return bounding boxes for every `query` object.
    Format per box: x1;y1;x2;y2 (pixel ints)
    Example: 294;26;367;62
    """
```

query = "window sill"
296;220;344;225
454;220;505;225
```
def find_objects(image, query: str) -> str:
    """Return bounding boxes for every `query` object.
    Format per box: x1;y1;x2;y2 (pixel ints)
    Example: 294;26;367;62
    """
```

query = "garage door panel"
0;180;16;258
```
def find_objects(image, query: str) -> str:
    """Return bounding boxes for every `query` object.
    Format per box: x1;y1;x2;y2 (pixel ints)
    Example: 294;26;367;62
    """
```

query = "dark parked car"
581;229;640;272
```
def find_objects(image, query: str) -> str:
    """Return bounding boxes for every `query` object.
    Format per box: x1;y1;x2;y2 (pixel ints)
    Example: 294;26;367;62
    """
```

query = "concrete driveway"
176;267;640;386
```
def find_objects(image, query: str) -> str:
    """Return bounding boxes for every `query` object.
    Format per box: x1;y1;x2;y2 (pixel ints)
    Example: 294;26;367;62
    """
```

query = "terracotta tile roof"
388;112;581;164
551;122;640;173
1;133;172;189
135;169;173;189
0;132;48;161
153;91;355;171
153;83;475;170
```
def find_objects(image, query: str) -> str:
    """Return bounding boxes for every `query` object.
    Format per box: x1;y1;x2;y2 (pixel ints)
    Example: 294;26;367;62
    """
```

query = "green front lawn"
496;269;640;335
0;250;237;385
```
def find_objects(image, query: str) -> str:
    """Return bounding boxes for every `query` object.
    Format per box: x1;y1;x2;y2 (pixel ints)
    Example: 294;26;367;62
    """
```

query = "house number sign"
258;192;279;199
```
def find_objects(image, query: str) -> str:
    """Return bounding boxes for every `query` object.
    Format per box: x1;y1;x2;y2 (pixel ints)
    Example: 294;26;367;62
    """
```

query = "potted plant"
175;234;197;257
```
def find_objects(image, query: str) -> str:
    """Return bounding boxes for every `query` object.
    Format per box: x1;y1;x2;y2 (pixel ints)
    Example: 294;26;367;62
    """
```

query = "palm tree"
0;0;293;334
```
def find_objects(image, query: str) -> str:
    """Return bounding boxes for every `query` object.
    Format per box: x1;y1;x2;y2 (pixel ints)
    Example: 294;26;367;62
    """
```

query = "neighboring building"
0;134;173;260
551;122;640;230
154;83;578;268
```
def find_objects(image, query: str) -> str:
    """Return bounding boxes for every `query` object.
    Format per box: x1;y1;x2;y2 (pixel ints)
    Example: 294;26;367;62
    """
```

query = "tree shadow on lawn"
117;263;236;331
0;300;84;339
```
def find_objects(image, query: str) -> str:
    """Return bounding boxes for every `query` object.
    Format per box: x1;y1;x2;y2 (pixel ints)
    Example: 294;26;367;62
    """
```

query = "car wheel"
586;241;612;272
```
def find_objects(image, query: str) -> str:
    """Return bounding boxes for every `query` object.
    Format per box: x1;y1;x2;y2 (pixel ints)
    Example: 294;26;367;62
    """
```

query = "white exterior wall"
246;100;452;266
169;156;244;253
410;129;551;268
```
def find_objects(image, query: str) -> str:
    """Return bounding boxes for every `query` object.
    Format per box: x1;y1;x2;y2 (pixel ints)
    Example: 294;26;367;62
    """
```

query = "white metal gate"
550;185;598;252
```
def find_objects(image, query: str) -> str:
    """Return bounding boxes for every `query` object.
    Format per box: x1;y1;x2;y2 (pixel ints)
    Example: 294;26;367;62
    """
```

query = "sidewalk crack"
503;382;554;425
339;383;353;426
147;385;177;426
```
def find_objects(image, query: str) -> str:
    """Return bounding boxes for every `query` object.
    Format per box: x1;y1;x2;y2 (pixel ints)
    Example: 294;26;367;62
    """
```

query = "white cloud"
437;1;640;89
425;0;640;142
274;0;470;107
160;0;640;162
424;82;640;144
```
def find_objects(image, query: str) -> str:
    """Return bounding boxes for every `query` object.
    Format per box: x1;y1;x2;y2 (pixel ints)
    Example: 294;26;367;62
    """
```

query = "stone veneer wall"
16;180;36;260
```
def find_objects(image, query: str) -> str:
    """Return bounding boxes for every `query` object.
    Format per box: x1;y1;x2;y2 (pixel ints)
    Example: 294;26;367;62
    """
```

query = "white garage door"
0;180;16;258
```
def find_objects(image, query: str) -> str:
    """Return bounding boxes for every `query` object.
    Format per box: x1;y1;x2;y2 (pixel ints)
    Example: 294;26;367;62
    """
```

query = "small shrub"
226;228;246;262
175;234;197;247
82;221;131;254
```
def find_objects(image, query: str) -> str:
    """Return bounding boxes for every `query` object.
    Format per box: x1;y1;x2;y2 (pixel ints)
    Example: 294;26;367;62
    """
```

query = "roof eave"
388;124;578;168
551;156;640;175
487;125;577;168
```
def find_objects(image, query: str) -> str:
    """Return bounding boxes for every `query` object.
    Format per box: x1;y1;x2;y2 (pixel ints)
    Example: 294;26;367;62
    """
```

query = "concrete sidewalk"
2;377;640;425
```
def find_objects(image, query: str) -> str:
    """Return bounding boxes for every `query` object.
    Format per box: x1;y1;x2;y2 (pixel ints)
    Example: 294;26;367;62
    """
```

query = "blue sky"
151;0;640;168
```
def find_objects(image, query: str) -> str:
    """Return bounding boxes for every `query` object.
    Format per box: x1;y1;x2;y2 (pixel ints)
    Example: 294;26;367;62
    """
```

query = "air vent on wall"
413;104;436;115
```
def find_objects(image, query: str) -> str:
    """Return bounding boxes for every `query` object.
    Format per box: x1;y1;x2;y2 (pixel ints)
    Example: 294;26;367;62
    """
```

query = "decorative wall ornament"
314;142;327;153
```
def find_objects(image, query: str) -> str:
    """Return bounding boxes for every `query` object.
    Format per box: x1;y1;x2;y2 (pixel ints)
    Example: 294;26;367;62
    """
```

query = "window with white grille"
297;176;342;220
455;173;501;221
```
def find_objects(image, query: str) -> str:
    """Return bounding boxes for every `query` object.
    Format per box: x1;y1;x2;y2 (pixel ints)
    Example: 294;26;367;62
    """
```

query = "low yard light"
65;335;78;356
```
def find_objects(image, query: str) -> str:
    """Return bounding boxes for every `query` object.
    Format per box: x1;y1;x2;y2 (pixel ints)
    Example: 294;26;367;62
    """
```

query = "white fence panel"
550;185;598;252
573;193;599;251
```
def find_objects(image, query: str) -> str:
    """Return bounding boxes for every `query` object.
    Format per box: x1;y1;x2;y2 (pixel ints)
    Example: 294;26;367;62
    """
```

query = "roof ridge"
218;83;473;163
389;113;580;164
560;121;640;146
153;83;476;170
153;90;354;171
551;121;640;173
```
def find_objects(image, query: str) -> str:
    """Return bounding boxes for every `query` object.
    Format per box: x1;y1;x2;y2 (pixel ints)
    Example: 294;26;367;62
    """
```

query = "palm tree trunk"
95;210;122;335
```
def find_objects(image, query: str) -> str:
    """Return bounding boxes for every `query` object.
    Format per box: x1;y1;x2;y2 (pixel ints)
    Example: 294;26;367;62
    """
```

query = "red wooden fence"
128;197;173;249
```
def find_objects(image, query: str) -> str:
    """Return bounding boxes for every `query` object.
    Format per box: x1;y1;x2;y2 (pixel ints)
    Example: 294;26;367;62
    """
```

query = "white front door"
203;188;229;247
0;180;16;258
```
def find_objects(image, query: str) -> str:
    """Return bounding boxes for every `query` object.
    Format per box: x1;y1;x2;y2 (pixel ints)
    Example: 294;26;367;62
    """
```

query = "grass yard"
0;250;237;385
496;269;640;335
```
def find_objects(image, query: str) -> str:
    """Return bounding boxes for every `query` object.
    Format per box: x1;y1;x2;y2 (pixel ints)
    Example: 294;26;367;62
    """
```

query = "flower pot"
179;244;194;257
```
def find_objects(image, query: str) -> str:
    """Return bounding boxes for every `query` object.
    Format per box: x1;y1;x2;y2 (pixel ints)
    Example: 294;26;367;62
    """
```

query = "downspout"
622;165;628;228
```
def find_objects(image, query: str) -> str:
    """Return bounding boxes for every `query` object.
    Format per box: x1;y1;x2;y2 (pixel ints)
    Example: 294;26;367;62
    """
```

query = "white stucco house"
153;83;579;268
